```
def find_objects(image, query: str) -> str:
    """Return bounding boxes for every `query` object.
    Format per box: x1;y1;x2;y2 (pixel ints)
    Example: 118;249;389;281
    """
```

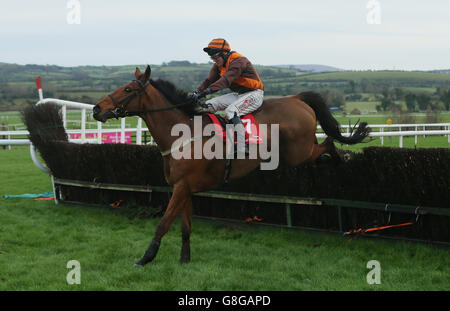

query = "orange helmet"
203;38;231;55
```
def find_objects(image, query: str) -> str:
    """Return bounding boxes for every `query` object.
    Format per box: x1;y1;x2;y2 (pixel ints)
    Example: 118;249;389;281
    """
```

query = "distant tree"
321;89;345;108
404;93;417;112
393;87;404;100
359;78;373;93
167;60;192;67
439;89;450;111
379;87;394;111
72;70;90;80
416;93;431;111
381;87;390;98
80;95;94;104
1;83;34;99
345;94;362;101
348;80;356;93
380;96;394;111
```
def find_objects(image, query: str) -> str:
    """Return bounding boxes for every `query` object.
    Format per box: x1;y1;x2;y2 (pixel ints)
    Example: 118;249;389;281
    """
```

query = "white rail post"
97;121;102;144
62;105;67;128
121;118;126;144
81;108;86;143
380;128;384;145
136;117;142;145
414;125;418;145
1;120;10;150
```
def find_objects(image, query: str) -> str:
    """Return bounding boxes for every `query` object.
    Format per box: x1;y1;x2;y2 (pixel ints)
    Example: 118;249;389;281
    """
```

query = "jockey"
191;38;264;155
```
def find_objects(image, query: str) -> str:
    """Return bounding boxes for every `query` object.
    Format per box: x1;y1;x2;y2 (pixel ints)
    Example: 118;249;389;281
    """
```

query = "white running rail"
1;76;449;151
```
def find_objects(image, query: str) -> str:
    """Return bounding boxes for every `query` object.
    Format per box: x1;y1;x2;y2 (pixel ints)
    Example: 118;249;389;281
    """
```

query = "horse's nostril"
93;105;101;114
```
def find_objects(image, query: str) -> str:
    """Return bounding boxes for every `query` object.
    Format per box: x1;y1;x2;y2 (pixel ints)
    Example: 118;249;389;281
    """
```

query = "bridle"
107;79;193;119
107;79;151;119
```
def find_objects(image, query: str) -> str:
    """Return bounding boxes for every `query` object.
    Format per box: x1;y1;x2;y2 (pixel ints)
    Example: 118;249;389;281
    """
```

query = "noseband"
107;79;194;119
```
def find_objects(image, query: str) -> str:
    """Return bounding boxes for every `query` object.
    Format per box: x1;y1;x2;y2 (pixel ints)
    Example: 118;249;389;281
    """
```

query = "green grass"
1;148;449;290
403;87;436;93
344;101;380;112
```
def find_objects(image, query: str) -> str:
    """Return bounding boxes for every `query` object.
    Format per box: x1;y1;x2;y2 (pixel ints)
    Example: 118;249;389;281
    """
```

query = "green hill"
299;70;450;82
0;62;449;112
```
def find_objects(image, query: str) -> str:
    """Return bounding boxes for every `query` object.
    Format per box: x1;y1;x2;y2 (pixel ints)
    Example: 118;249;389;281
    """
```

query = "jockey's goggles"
210;51;223;60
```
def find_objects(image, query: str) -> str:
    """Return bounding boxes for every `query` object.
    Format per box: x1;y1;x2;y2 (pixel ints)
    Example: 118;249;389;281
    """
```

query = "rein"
107;79;192;118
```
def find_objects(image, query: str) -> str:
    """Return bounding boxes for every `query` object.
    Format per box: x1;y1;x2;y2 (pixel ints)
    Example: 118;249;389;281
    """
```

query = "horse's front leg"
134;182;191;267
180;197;193;263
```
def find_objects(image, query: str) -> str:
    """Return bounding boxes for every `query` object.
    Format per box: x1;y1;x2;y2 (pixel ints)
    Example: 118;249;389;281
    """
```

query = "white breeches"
205;89;264;119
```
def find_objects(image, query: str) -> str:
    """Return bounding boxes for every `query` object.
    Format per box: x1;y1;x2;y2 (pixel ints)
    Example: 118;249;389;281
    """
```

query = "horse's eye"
125;87;132;93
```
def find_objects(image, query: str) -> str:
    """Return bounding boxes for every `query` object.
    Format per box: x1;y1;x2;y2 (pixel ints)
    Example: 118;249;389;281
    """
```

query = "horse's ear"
135;67;142;79
143;65;151;82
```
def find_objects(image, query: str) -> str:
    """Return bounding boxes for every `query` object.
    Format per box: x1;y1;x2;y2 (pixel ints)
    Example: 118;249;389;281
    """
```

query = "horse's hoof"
180;257;190;264
343;153;352;162
316;153;332;163
134;258;147;268
319;152;332;160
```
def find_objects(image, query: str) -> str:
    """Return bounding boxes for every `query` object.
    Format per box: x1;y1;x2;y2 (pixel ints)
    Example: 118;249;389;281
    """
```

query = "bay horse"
93;65;369;266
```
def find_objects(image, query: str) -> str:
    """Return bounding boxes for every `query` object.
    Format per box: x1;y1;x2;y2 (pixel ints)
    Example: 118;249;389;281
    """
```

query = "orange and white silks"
219;52;264;91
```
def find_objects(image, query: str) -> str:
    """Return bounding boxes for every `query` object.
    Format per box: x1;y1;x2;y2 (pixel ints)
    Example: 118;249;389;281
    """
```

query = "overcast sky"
1;0;449;70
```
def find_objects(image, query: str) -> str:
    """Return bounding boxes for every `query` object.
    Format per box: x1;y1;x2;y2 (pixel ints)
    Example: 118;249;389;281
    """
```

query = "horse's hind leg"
134;182;191;267
307;136;337;162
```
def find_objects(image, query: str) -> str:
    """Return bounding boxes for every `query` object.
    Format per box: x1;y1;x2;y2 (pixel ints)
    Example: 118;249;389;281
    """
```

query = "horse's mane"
149;79;200;117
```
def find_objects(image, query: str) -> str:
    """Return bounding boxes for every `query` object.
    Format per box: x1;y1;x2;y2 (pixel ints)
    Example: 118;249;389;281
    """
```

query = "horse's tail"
298;91;370;145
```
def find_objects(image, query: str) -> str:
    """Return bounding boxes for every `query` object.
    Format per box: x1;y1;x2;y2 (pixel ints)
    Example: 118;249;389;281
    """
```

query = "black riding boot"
231;112;249;156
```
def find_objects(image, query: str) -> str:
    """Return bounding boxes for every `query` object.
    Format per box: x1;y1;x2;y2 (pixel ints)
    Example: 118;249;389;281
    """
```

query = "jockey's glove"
191;88;211;100
199;102;215;113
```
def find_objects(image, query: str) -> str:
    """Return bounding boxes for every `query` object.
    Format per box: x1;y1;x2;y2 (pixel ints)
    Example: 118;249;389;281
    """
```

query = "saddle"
206;113;263;145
